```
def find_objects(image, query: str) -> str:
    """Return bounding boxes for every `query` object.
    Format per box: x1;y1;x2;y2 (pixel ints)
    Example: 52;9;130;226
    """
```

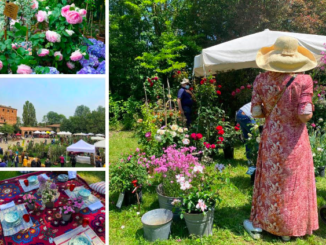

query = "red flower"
203;78;207;81
147;78;151;82
221;118;225;122
218;85;222;88
190;87;194;91
247;84;252;89
196;133;203;140
216;90;221;95
203;142;207;145
240;86;245;90
216;125;223;130
231;91;236;96
218;136;224;142
177;71;181;74
209;79;215;84
217;141;222;144
218;130;225;135
150;82;154;87
236;123;240;127
190;133;197;140
236;88;241;93
200;80;205;85
210;144;216;149
234;126;240;131
205;144;211;149
153;76;158;80
132;180;138;187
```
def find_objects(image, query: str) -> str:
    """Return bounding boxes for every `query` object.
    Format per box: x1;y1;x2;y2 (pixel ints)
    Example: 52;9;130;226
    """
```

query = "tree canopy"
22;101;37;127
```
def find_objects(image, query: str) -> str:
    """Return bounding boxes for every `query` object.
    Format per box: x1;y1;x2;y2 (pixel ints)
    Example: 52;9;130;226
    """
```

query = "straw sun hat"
180;78;189;85
256;36;317;73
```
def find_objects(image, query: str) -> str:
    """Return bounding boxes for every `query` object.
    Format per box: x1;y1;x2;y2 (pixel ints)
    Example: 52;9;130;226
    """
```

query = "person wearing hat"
243;36;318;241
177;78;194;127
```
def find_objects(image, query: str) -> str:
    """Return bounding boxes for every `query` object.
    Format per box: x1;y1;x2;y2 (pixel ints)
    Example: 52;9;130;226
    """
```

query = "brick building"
0;105;17;126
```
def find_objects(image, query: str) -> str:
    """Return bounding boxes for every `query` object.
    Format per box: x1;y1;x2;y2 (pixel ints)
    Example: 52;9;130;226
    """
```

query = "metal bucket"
141;209;173;242
184;208;215;237
156;184;182;220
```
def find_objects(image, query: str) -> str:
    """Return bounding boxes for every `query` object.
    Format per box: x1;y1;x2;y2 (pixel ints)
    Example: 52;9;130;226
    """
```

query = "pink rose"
35;10;47;22
12;44;18;49
54;51;63;61
31;0;38;9
65;11;83;24
79;9;87;17
61;5;71;17
240;86;245;90
17;65;32;74
46;31;61;43
231;91;236;96
38;49;49;57
0;60;3;71
67;62;75;69
70;50;83;61
311;123;316;128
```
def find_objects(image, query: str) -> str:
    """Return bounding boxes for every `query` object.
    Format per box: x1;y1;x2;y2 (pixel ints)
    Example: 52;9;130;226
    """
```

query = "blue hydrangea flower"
96;61;105;74
87;38;105;59
77;66;97;74
79;54;99;68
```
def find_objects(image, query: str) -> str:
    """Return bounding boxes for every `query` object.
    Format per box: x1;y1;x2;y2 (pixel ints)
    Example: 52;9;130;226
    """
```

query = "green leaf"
17;47;26;56
14;22;22;29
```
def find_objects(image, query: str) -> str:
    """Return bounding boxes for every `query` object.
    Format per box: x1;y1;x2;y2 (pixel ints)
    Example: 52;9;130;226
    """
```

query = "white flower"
136;212;140;215
313;153;316;157
248;133;252;137
71;3;76;7
180;181;192;190
183;128;188;132
170;131;177;137
121;225;125;229
317;148;323;152
256;137;261;143
171;199;181;205
182;138;190;145
177;128;184;133
65;30;75;36
46;6;49;10
319;118;323;122
253;124;259;130
196;199;207;212
176;175;185;183
154;135;162;142
157;129;166;135
170;124;179;131
193;165;204;174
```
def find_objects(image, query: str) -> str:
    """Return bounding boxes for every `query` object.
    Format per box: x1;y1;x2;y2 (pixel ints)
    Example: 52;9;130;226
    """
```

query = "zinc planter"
183;208;215;237
318;166;325;177
62;214;71;221
141;209;173;242
124;188;143;206
156;184;182;219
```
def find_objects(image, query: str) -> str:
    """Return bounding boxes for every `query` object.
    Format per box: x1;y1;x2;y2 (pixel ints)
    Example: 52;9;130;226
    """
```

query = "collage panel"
0;0;106;74
0;170;106;244
0;78;106;168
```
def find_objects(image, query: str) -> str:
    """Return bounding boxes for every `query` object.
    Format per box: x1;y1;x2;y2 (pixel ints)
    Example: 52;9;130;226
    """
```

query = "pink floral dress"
250;71;319;237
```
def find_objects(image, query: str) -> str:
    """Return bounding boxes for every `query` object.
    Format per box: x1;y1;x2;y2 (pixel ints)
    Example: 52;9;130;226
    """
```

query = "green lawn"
0;171;105;185
109;131;326;245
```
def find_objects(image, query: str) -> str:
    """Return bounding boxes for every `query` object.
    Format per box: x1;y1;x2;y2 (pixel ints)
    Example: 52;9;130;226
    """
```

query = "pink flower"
180;181;192;190
0;60;2;71
318;94;321;97
61;5;71;17
70;50;83;61
17;64;32;74
46;31;61;43
145;132;151;138
236;88;241;93
38;49;49;57
314;81;318;84
12;43;18;49
247;84;252;89
67;62;75;69
35;10;47;22
196;199;207;212
54;51;63;61
240;86;245;90
31;0;38;9
65;11;83;24
311;123;316;128
231;91;236;96
79;9;87;17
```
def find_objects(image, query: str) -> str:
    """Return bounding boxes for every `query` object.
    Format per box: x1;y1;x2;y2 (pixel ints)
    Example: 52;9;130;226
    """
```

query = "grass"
0;171;105;184
109;131;326;245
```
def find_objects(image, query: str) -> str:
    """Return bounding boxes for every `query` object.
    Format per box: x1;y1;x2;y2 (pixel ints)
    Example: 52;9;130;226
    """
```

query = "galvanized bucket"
184;208;215;237
141;209;173;242
156;184;183;220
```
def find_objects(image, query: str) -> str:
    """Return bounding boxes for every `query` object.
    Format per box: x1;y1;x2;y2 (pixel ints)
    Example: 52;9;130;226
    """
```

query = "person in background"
0;158;7;167
14;154;19;167
177;78;194;127
23;156;28;167
3;153;8;166
31;158;37;167
96;157;102;167
36;158;42;167
71;154;77;167
45;158;51;167
59;155;65;167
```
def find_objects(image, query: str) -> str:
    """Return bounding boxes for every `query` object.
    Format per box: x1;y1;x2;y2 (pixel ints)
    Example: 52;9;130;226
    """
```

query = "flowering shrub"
150;145;203;197
154;124;190;148
23;193;37;204
244;122;262;165
109;148;151;193
309;128;326;174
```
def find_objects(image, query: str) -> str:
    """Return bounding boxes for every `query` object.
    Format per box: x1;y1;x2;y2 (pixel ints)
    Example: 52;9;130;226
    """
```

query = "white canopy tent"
67;139;96;166
40;131;46;135
57;131;72;136
33;131;41;134
74;133;87;136
91;136;105;141
95;134;105;137
87;133;94;136
94;139;105;148
193;29;326;76
51;131;55;134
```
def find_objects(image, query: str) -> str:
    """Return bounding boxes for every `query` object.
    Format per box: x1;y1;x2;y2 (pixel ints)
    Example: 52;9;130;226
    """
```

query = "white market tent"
193;29;326;76
67;139;96;153
91;136;105;141
94;139;105;148
88;133;94;136
51;131;55;134
74;132;87;136
33;131;41;134
40;131;46;135
96;134;105;137
57;131;72;136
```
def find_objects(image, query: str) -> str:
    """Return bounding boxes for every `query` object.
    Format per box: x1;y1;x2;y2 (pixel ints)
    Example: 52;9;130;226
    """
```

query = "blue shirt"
178;88;193;107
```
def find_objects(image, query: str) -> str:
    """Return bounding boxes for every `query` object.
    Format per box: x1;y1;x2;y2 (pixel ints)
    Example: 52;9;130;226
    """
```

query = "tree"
0;124;15;134
43;111;66;125
74;105;91;118
86;106;106;133
13;117;22;132
22;101;37;126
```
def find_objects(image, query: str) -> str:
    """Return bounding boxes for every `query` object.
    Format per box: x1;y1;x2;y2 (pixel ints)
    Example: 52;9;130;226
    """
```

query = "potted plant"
39;178;59;208
172;163;229;237
23;193;37;210
149;145;204;219
71;196;84;213
110;148;151;206
60;204;75;221
310;129;326;177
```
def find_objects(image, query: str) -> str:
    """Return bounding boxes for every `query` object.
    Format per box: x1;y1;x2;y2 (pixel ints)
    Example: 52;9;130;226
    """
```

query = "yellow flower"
170;124;178;131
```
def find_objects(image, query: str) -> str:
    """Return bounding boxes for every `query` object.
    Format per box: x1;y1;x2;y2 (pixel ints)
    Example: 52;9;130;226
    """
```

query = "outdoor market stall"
67;140;96;165
0;172;105;244
94;140;105;148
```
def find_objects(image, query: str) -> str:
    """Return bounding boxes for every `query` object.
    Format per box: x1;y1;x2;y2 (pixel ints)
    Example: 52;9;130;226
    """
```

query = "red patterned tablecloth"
0;172;105;245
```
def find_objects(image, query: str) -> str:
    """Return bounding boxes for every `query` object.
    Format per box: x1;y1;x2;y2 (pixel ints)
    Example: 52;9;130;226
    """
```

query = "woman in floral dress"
244;36;319;241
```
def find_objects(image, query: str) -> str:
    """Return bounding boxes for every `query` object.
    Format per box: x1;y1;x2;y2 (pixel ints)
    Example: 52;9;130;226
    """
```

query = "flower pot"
74;207;81;213
45;202;54;209
27;203;35;210
183;208;215;237
156;184;183;220
62;214;71;221
123;187;142;206
141;209;173;242
319;166;325;177
223;146;234;159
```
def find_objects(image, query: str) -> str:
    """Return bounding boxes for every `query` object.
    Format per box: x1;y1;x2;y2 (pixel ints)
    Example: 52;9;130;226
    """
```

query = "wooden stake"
143;83;148;107
163;84;167;126
167;78;172;109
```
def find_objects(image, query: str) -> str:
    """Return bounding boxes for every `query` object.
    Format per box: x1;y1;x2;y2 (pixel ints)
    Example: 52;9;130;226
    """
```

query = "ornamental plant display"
109;148;151;194
154;124;190;149
70;196;84;210
149;145;204;197
309;128;326;175
60;204;75;215
0;1;105;74
39;178;59;205
23;193;37;205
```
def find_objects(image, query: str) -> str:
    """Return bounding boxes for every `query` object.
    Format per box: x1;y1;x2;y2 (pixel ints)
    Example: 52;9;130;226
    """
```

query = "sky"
0;78;105;122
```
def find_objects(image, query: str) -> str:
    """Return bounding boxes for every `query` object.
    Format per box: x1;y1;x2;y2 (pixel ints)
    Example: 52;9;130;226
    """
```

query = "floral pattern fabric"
250;72;318;237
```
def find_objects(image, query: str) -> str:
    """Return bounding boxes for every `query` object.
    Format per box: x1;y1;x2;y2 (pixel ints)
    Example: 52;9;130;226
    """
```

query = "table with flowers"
0;172;105;245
